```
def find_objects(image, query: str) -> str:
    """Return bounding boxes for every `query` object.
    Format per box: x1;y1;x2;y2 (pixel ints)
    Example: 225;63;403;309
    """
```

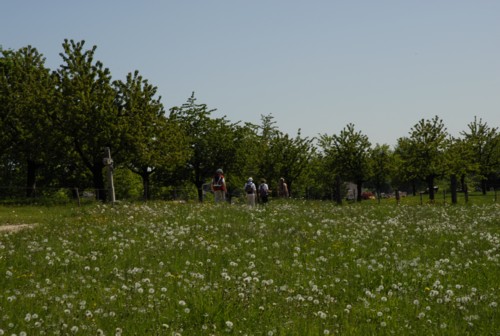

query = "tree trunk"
460;174;466;192
92;164;106;202
356;181;363;202
375;184;382;203
196;181;204;202
193;168;205;202
335;175;342;205
26;159;38;198
427;175;435;202
481;179;487;195
450;174;458;204
142;173;150;201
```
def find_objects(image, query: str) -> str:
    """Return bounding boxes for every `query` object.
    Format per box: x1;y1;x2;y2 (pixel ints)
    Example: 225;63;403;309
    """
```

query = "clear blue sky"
2;0;499;146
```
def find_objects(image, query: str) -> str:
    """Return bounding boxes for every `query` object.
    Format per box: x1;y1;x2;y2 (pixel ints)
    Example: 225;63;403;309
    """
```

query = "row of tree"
1;40;499;203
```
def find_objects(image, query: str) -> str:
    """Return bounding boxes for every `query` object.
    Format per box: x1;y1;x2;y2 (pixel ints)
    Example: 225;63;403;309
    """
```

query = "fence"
0;185;199;205
0;184;497;206
416;188;498;205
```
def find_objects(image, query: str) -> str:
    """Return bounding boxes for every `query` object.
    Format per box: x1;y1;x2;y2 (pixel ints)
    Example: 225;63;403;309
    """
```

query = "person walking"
244;177;256;207
258;178;270;204
211;168;226;203
278;177;289;198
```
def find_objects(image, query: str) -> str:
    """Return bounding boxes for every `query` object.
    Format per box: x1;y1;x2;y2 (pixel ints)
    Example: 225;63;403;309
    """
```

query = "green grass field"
0;199;499;335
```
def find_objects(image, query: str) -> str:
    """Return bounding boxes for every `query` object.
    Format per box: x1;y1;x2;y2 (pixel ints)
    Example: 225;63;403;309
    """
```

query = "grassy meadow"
0;199;499;335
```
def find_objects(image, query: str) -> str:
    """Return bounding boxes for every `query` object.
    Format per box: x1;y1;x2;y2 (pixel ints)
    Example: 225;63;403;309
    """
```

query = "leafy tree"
368;144;394;199
399;116;448;201
265;131;314;196
0;46;56;196
309;143;342;202
320;123;371;202
169;93;239;202
494;133;500;189
223;121;261;195
113;71;190;200
0;50;12;158
254;114;279;182
54;40;121;201
254;115;315;197
444;137;476;204
393;137;423;196
461;117;499;194
0;50;15;191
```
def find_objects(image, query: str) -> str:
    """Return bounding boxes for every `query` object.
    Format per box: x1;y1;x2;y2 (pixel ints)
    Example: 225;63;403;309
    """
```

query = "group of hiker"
210;168;289;206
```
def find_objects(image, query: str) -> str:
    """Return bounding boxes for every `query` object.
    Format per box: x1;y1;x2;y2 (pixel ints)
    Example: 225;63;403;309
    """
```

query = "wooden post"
103;147;116;204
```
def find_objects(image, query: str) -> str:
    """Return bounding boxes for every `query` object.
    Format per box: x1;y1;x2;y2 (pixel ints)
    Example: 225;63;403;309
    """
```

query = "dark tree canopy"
1;41;499;203
461;117;500;194
398;116;448;201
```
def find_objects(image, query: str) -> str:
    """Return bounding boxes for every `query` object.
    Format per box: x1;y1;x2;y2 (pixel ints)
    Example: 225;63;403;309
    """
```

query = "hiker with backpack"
244;177;256;207
211;168;226;203
258;179;270;204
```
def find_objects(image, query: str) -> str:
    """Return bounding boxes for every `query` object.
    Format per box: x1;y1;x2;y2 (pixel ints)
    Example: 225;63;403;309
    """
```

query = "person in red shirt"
211;168;226;203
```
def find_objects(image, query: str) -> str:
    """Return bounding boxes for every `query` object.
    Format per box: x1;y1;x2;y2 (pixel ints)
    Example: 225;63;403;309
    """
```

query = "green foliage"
397;116;448;201
113;70;191;200
0;46;57;196
256;115;315;196
169;92;241;201
318;123;371;202
2;40;499;204
54;40;122;200
112;167;142;199
368;144;394;196
461;117;500;193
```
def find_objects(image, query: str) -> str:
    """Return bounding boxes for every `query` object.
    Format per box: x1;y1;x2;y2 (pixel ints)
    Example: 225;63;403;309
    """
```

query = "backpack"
212;174;225;191
259;184;268;197
245;183;254;194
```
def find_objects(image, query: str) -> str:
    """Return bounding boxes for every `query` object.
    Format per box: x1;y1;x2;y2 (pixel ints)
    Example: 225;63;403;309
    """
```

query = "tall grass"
0;200;498;335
